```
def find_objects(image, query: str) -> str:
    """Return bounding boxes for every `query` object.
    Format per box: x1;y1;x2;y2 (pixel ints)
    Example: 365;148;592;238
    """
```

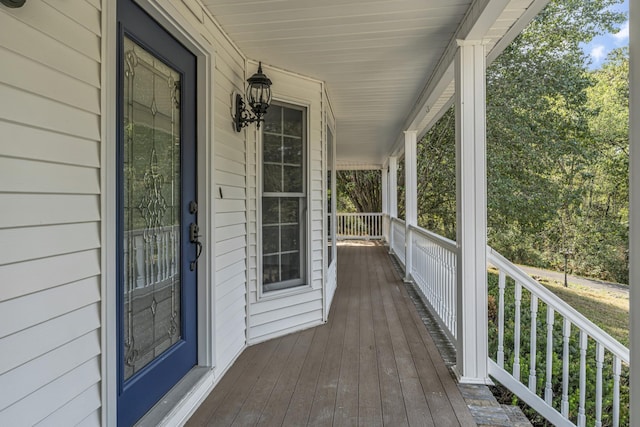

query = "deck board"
187;242;476;427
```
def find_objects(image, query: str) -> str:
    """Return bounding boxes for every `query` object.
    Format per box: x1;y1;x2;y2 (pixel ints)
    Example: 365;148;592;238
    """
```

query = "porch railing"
390;217;405;265
336;212;383;240
124;225;179;291
488;248;629;427
380;216;629;427
409;225;457;341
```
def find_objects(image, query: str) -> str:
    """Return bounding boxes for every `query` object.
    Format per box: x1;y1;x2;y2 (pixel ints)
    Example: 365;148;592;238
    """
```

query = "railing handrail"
409;224;457;253
390;217;405;225
488;246;629;363
337;212;383;217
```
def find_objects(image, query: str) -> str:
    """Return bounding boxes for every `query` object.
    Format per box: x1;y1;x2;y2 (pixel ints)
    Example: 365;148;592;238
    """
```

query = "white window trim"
257;98;313;301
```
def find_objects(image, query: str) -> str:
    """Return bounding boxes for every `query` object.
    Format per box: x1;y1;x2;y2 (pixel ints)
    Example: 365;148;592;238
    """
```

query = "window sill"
258;282;313;301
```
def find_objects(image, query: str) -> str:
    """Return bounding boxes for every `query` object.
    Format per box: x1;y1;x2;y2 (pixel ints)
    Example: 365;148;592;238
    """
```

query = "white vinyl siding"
247;64;326;343
0;2;102;425
166;0;250;375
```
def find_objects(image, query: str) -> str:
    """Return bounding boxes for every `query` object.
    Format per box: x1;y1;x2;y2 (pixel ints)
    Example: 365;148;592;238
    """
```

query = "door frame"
101;1;216;424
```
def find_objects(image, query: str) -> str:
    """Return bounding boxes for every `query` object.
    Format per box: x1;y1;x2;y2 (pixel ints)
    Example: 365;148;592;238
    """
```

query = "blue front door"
117;1;198;424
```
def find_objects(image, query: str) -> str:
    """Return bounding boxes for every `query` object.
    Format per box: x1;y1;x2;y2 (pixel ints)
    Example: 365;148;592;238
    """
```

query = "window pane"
281;252;300;281
283;137;302;165
283;166;302;193
264;105;282;133
263;133;282;163
263;197;279;225
283;108;302;137
263;164;282;192
262;225;279;254
263;255;279;284
281;225;299;252
281;198;299;224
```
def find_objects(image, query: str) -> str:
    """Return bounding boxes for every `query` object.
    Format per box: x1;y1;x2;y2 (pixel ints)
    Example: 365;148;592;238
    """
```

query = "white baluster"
578;331;587;427
135;234;145;288
529;294;538;392
513;281;522;380
545;307;554;404
595;343;604;427
161;229;168;280
613;356;621;427
561;319;571;417
497;271;506;368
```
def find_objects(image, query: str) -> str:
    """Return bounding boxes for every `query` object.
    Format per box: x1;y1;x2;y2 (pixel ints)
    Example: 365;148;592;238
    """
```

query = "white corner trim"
101;0;118;425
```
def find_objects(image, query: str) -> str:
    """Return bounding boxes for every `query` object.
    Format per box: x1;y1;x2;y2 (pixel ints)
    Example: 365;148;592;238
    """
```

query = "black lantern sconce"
1;0;26;7
234;62;272;132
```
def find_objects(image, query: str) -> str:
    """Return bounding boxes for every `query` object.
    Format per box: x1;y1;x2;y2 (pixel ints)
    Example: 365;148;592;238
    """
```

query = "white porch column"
454;39;490;384
388;156;398;253
382;167;389;215
404;131;418;281
381;166;389;242
629;3;638;423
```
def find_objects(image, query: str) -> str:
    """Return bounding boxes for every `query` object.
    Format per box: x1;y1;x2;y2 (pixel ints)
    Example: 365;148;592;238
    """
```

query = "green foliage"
396;0;629;282
488;272;629;426
336;170;382;213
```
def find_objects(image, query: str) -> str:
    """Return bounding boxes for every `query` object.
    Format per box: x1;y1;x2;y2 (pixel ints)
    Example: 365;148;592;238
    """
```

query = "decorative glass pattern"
262;104;306;291
123;36;182;379
327;126;334;264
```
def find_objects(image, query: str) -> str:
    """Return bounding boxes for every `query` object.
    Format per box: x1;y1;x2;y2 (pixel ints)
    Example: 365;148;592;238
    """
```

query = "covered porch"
187;242;476;426
0;0;637;425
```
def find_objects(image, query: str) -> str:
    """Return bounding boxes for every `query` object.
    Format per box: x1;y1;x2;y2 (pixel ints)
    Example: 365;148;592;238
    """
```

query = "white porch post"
629;2;638;423
382;166;389;216
381;165;389;242
454;39;490;383
388;156;398;254
404;131;418;281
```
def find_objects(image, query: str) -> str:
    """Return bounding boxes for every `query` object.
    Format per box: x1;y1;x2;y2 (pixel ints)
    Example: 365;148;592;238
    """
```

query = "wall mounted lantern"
1;0;26;7
234;62;272;132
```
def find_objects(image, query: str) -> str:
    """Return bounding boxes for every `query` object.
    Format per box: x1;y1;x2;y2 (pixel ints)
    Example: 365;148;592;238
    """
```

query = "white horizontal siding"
35;383;101;427
0;357;100;426
247;65;326;343
0;332;100;410
0;1;102;425
167;0;250;378
0;120;99;167
0;250;100;302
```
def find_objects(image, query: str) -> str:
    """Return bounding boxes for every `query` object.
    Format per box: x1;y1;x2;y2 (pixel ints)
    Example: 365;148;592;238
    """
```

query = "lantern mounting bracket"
234;93;262;132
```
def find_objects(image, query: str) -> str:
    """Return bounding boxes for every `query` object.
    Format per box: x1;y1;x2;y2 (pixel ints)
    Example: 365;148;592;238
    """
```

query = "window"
262;103;307;292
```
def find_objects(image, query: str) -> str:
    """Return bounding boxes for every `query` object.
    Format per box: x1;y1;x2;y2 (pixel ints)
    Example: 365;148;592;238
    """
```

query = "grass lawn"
533;276;629;346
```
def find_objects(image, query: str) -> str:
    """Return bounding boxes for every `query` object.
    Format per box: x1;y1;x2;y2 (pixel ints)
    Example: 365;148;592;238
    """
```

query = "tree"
336;170;381;213
485;0;626;273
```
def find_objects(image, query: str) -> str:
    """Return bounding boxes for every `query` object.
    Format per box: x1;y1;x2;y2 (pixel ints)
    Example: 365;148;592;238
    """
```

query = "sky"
581;0;629;69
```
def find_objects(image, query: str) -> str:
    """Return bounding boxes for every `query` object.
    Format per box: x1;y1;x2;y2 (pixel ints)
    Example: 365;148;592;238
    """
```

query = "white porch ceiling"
202;0;543;169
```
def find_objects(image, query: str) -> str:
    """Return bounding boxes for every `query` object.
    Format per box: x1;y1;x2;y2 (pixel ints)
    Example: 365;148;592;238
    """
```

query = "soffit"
202;0;541;168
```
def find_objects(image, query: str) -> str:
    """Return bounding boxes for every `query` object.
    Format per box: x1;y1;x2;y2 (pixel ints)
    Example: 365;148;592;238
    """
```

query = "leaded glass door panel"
117;0;197;424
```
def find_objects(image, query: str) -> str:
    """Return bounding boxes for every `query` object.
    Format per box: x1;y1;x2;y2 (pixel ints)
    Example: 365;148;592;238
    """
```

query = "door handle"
189;222;202;271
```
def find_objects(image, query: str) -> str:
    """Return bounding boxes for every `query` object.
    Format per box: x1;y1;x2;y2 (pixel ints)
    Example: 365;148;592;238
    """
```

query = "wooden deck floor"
187;242;476;427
